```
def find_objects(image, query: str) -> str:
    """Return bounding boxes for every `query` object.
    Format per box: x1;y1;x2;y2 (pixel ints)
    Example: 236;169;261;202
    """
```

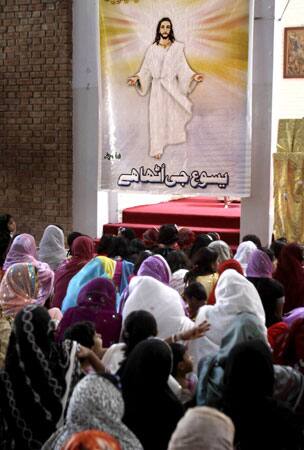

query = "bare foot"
153;153;162;160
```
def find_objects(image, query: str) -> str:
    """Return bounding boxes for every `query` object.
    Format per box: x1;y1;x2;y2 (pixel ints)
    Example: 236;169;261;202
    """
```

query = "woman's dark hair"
63;321;96;348
128;239;147;264
118;227;136;242
166;250;190;273
0;214;13;267
122;310;158;357
158;224;178;246
170;343;186;377
67;231;83;250
0;214;13;233
185;247;218;283
270;239;287;260
242;234;262;249
107;236;130;260
133;250;153;275
184;281;207;302
154;17;175;45
66;231;83;256
189;234;213;260
96;234;115;255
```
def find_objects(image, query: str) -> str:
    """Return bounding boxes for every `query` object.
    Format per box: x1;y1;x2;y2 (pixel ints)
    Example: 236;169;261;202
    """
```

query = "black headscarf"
121;338;184;450
223;340;304;450
0;305;81;450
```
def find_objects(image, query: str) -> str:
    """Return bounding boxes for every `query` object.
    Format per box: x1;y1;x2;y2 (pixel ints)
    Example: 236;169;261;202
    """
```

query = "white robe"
136;41;196;157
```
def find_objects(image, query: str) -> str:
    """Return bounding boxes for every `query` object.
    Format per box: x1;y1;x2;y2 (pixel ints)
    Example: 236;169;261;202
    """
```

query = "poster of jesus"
128;17;204;159
100;0;251;196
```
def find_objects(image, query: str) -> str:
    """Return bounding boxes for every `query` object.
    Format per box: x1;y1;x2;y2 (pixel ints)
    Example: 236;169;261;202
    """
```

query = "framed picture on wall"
284;27;304;78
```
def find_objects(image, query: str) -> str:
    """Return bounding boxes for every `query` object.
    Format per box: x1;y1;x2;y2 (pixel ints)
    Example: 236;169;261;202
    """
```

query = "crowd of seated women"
1;214;304;449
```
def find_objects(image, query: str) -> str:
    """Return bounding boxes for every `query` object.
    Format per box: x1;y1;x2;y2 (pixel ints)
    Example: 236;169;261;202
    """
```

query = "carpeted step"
122;201;240;229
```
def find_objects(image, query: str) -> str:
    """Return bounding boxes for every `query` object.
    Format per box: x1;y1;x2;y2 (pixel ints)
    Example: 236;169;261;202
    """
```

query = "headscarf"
208;240;231;264
43;374;143;450
61;256;134;313
52;236;95;309
208;259;243;305
62;430;122;450
188;269;266;367
177;228;196;251
3;233;54;304
137;254;171;284
38;225;67;271
283;307;304;327
168;406;234;450
57;278;122;347
170;269;188;296
142;228;159;248
267;321;289;364
273;243;304;313
122;274;193;339
0;305;81;450
279;318;304;374
234;240;257;275
121;338;184;450
196;312;267;408
0;262;38;317
222;340;304;449
246;249;273;278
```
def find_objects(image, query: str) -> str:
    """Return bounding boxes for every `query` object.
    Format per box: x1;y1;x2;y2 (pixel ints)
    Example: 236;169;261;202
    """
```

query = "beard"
160;32;169;39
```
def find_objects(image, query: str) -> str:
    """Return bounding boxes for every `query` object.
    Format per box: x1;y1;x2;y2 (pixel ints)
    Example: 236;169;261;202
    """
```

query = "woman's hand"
180;320;210;341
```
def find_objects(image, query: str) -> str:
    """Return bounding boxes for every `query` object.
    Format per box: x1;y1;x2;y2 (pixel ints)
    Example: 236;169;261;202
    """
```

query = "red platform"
103;197;241;249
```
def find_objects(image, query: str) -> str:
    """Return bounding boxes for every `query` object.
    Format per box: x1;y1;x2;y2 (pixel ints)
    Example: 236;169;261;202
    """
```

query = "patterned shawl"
42;374;143;450
0;262;38;317
0;305;81;450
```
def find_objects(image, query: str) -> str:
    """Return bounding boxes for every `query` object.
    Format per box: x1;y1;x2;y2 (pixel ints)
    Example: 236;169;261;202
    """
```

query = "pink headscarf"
0;263;38;317
52;236;95;309
3;234;54;305
246;249;273;278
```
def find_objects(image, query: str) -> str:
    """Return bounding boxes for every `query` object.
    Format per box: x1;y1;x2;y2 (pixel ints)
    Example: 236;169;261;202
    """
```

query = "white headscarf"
208;240;231;264
234;241;257;275
122;275;193;339
170;269;188;296
168;406;234;450
188;269;266;367
38;225;66;271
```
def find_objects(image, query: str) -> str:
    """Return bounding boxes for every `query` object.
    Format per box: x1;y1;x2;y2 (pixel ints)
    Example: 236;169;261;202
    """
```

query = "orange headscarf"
62;430;122;450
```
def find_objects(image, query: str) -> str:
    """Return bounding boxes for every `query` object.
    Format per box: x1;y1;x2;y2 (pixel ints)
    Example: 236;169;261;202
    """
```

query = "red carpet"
103;197;241;249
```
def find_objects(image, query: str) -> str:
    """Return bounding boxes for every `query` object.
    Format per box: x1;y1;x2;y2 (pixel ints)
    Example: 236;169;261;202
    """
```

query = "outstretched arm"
127;76;140;86
165;320;210;344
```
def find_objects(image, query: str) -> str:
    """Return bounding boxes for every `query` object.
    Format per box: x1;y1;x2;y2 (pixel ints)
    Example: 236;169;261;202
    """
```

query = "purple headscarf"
137;255;171;284
246;249;273;278
3;233;54;304
56;277;122;347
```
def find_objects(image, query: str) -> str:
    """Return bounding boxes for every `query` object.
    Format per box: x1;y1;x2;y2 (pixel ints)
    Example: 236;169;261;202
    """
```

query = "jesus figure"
128;17;204;159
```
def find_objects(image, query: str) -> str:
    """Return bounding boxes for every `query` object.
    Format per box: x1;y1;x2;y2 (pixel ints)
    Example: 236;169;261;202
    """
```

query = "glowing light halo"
100;0;249;90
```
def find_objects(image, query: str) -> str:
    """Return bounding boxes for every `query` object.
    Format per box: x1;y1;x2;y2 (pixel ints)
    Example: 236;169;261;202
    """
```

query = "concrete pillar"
240;0;275;246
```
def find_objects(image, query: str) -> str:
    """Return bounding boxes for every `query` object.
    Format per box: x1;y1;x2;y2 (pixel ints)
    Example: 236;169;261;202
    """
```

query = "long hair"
153;17;175;45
